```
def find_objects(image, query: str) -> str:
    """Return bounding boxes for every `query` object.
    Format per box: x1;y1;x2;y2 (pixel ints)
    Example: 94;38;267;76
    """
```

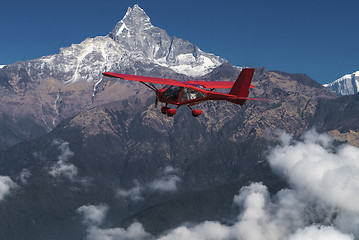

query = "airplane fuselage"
156;86;246;107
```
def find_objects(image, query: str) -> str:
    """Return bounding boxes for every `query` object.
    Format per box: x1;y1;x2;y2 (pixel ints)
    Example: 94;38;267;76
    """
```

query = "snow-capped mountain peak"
3;4;226;88
110;4;153;39
324;71;359;95
107;4;226;77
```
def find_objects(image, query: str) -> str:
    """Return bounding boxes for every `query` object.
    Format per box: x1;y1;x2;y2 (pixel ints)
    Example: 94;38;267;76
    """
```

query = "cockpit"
164;86;206;102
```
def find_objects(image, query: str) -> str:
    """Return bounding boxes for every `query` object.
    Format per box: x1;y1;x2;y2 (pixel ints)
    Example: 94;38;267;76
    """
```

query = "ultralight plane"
102;68;264;117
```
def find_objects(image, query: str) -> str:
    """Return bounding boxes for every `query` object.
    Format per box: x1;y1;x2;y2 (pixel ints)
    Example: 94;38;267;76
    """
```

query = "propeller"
155;98;158;108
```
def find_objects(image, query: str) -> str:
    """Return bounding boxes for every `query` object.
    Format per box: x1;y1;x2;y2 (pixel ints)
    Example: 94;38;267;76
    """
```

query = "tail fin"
229;68;255;97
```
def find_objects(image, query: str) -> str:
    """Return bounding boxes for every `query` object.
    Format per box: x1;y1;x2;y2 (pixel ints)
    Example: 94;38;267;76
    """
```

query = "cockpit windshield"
164;86;181;101
164;86;206;102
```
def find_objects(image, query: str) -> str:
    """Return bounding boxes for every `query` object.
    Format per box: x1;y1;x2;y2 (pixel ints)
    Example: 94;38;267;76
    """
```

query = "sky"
0;0;358;84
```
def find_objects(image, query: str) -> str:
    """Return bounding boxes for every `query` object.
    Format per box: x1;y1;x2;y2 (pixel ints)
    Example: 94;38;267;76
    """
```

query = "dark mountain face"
311;93;359;147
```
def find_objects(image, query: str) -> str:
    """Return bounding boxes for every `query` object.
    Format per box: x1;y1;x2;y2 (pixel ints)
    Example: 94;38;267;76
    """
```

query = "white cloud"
267;130;359;238
117;166;181;201
56;140;74;161
77;204;152;240
77;204;109;226
86;223;152;240
117;180;143;201
157;221;231;240
163;166;177;174
148;166;181;192
0;176;17;201
286;225;354;240
148;175;181;192
18;169;31;184
49;161;78;180
49;140;78;181
232;183;281;240
268;129;359;212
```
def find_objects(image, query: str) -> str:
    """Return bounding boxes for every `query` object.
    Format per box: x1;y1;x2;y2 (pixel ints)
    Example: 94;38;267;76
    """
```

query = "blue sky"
1;0;358;84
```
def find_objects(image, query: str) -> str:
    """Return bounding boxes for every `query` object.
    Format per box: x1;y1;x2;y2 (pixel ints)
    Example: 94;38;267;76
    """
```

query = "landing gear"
188;106;202;117
191;109;203;117
161;106;177;117
161;106;169;114
160;105;202;117
166;108;177;117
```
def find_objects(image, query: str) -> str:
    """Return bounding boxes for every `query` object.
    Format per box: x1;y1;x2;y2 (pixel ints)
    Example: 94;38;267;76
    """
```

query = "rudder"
229;68;255;97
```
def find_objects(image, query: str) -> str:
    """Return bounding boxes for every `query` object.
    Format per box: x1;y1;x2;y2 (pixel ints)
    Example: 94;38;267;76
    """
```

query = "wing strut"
141;82;157;91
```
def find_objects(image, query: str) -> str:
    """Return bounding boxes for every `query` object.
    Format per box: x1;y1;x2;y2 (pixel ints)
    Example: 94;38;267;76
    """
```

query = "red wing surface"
103;72;189;87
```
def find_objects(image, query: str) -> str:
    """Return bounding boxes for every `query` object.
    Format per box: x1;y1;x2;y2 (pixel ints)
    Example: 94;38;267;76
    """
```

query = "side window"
181;88;205;101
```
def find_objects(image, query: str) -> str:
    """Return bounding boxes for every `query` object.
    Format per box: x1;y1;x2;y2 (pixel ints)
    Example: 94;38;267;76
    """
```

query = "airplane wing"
102;72;189;88
103;72;255;89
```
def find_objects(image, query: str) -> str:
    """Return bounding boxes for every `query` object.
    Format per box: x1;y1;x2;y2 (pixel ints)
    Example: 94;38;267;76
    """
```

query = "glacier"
324;71;359;95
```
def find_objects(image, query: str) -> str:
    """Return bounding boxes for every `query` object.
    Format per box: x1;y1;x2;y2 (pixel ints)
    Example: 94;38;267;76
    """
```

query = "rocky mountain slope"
324;70;359;95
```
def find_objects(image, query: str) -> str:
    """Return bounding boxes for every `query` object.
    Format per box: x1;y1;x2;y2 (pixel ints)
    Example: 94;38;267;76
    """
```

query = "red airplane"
102;68;264;117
